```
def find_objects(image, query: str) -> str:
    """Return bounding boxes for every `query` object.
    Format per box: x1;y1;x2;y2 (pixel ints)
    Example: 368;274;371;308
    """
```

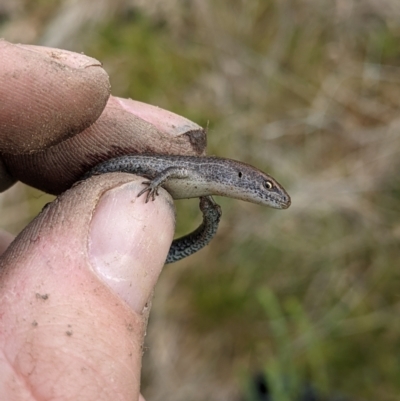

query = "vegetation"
1;1;400;400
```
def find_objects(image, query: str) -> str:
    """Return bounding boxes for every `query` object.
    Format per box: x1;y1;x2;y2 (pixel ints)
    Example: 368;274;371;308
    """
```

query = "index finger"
0;40;111;192
0;40;110;154
0;41;207;195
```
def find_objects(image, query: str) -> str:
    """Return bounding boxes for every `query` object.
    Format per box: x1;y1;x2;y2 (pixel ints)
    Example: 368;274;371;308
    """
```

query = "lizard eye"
264;180;273;190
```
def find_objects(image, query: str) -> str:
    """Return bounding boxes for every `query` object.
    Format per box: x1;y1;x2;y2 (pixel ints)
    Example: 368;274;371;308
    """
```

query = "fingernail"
88;180;175;313
115;97;204;136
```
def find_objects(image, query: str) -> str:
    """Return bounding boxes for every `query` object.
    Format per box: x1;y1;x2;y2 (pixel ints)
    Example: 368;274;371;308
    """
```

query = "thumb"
0;174;175;400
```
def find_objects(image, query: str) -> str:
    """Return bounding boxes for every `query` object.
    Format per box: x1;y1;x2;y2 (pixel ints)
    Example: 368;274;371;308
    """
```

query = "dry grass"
1;0;400;400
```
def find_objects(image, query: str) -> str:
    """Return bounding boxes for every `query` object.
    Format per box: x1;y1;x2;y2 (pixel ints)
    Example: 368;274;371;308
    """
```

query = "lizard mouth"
275;193;291;209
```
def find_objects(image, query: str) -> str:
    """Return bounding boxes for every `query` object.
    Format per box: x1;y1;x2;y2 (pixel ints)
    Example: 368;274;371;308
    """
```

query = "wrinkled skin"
0;40;204;401
0;40;206;194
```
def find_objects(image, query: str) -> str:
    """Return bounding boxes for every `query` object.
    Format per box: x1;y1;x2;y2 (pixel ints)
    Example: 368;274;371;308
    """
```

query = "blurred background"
1;0;400;400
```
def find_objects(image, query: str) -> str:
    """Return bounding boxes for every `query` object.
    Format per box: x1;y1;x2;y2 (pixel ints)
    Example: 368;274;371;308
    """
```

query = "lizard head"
212;159;291;209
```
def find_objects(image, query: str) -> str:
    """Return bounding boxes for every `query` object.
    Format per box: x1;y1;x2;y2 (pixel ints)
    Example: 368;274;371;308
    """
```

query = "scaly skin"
84;154;291;263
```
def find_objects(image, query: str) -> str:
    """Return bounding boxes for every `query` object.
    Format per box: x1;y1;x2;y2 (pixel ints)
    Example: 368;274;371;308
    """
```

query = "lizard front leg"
137;166;190;202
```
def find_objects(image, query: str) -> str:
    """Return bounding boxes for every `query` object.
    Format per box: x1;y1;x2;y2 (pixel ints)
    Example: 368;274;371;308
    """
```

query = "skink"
84;154;291;263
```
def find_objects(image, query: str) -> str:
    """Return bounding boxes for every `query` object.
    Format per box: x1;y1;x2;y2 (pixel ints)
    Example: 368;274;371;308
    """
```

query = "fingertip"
14;44;103;70
0;40;110;154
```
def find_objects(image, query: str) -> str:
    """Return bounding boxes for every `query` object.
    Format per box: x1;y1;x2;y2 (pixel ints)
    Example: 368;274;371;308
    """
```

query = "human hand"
0;40;204;400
